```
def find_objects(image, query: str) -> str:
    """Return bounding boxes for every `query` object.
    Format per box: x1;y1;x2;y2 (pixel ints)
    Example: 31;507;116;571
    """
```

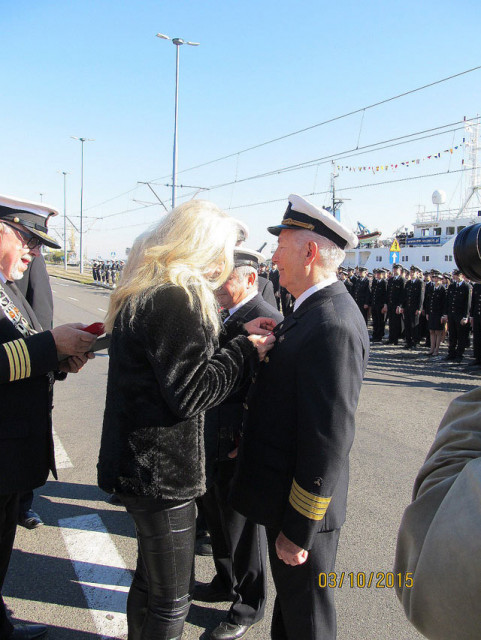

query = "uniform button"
251;376;256;383
243;402;248;410
264;356;270;363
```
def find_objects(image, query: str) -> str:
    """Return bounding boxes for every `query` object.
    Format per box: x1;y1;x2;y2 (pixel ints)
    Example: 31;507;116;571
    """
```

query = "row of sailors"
338;263;481;366
91;259;125;286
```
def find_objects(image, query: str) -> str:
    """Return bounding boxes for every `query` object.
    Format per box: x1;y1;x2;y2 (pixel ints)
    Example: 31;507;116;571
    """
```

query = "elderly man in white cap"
0;195;97;639
231;194;369;640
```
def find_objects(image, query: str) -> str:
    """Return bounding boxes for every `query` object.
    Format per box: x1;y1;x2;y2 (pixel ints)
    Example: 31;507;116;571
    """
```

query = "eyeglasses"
2;221;43;250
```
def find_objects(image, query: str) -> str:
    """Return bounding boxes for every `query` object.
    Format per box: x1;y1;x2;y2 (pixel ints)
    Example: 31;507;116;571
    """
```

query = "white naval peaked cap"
234;247;266;268
0;194;61;249
268;194;358;250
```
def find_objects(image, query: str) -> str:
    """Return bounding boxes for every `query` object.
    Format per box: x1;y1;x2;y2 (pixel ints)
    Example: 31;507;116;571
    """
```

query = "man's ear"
305;241;318;265
247;271;257;287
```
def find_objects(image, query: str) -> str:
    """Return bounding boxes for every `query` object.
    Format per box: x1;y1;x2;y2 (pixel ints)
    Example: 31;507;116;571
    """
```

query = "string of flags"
337;141;465;173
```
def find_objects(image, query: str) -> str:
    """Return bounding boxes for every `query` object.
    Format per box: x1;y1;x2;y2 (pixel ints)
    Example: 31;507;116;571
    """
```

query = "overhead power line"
146;64;481;182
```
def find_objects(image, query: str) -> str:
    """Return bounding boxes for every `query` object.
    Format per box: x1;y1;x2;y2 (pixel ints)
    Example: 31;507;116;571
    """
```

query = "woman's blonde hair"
104;200;238;334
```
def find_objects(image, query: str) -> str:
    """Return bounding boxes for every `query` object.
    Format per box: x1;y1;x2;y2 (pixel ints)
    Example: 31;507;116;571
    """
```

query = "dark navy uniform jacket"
204;294;282;485
353;277;371;307
231;281;369;550
0;281;58;495
387;276;405;308
445;281;472;319
371;278;387;308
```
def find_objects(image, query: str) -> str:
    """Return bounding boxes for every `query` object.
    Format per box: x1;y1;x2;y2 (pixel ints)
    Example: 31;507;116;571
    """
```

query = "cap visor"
267;224;293;236
31;228;61;249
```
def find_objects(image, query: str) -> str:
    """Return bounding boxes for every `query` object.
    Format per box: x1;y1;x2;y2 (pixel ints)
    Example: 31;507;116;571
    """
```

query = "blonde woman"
97;200;274;640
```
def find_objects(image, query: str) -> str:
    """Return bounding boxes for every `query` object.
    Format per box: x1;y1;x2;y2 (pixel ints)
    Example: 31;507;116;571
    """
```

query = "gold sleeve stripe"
292;479;331;506
7;341;21;381
17;339;31;379
2;342;17;381
2;339;30;381
288;479;332;521
289;491;330;520
290;484;330;516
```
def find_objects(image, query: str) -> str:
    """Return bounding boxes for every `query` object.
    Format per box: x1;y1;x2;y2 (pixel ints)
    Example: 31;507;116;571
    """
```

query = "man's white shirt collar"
225;290;258;320
293;276;338;312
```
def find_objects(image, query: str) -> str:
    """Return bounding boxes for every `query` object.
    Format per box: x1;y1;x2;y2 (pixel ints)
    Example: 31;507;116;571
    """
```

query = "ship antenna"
456;115;481;218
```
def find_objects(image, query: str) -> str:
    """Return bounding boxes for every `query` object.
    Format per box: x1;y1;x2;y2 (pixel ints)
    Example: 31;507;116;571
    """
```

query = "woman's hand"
248;333;276;361
244;317;278;335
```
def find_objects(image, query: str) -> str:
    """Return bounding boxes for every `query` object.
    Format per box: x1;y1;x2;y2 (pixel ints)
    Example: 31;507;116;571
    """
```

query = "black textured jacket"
97;285;257;500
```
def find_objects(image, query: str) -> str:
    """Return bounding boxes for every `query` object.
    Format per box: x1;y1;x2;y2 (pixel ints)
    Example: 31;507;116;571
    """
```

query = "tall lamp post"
71;136;94;273
156;33;199;209
57;171;70;271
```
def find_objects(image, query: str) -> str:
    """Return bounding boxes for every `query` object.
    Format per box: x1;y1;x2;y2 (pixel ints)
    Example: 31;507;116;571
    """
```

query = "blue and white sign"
389;251;399;264
406;237;441;246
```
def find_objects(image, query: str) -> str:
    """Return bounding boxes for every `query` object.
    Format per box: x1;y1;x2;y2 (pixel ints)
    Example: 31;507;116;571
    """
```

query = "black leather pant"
120;495;196;640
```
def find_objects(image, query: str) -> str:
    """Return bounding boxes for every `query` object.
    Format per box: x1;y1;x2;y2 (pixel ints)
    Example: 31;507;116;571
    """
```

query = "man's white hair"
232;265;258;290
293;230;345;276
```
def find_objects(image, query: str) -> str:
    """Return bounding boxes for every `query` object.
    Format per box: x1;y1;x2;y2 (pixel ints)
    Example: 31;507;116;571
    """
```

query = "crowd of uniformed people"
91;259;125;287
333;263;481;369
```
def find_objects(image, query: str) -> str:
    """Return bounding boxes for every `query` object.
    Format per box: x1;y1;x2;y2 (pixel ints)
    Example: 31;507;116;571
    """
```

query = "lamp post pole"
71;136;94;273
59;171;69;271
156;33;199;209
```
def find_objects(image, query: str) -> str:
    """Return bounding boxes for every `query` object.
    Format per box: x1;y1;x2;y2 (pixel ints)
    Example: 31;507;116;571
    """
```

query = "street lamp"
156;32;199;209
57;171;70;271
71;136;94;274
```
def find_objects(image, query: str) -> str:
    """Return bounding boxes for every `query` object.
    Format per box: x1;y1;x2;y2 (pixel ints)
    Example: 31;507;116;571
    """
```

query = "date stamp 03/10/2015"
318;572;413;589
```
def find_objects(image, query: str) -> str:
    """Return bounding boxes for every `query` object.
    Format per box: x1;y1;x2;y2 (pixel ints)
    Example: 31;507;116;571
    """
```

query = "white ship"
342;117;481;272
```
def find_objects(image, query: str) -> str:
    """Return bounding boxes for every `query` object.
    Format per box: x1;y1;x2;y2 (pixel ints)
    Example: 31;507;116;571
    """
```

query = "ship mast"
456;115;481;217
330;161;345;220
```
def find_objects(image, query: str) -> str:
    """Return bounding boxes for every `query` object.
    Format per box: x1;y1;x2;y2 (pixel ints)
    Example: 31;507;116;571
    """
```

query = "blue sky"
1;0;480;258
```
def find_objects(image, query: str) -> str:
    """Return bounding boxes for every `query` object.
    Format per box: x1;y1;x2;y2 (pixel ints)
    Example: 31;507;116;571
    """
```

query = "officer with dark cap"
198;247;283;640
353;266;371;325
421;271;435;347
400;265;425;349
231;194;369;640
0;194;96;640
442;269;472;362
371;268;388;342
384;263;405;345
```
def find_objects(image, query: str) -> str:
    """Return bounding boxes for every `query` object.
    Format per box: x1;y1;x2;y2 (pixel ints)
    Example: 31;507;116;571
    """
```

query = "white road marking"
52;429;73;469
98;308;107;313
68;297;79;302
58;283;69;287
59;514;130;639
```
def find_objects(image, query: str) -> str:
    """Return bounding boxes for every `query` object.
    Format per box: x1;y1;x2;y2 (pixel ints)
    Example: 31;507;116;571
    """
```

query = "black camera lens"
453;223;481;282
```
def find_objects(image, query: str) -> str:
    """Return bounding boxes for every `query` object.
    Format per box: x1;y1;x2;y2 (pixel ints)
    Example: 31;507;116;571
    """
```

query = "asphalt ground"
4;276;479;639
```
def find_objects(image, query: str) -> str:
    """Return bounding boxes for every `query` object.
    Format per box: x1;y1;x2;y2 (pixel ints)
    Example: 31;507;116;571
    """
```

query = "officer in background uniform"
384;263;405;345
232;194;369;640
400;265;425;349
442;269;472;363
198;248;283;640
0;194;96;640
422;271;435;347
353;266;371;325
338;268;354;296
370;268;387;342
